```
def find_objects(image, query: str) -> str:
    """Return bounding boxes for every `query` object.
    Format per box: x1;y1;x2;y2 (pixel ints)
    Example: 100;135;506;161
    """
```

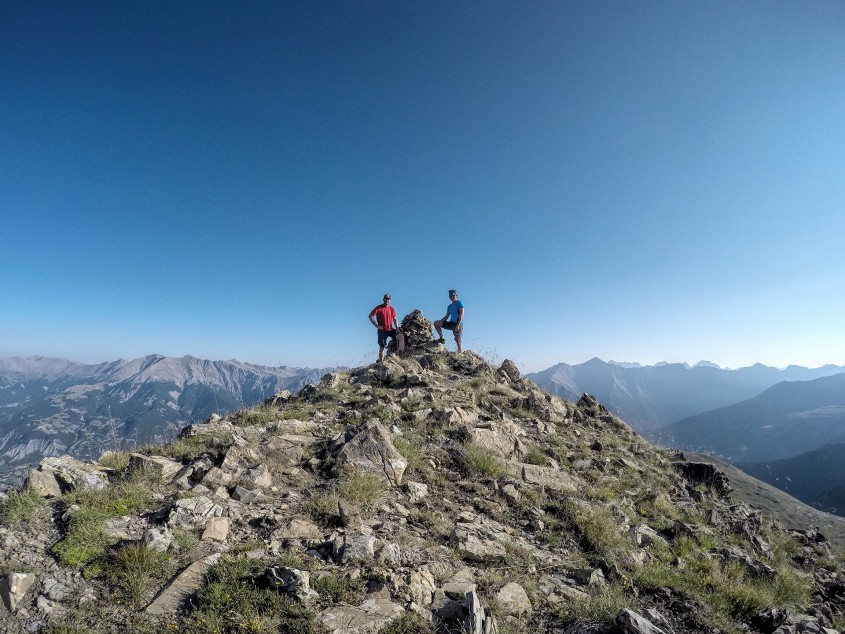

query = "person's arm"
369;309;380;329
456;306;464;326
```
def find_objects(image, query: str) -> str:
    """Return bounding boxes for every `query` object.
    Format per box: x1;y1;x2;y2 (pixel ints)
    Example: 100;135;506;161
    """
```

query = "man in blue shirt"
433;289;464;353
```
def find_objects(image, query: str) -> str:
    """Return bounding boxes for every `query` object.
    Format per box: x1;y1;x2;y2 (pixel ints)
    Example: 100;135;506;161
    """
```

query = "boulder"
25;468;62;498
146;554;221;616
498;359;520;382
129;454;183;481
320;597;405;634
332;420;407;486
616;608;669;634
0;572;36;612
261;566;319;604
494;582;532;616
40;455;108;492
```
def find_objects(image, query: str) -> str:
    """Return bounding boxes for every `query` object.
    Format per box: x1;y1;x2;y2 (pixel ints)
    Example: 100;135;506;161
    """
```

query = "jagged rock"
494;582;532;616
1;573;36;612
573;568;605;587
714;545;777;578
332;420;407;486
338;499;363;529
673;460;732;495
25;468;62;498
167;495;225;528
263;436;306;467
145;553;221;616
202;517;229;542
436;407;480;426
462;420;526;459
128;454;183;481
272;518;323;541
335;532;376;564
616;608;669;634
537;574;588;604
404;481;429;503
40;455;108;492
221;445;262;472
498;359;520;382
450;521;508;563
630;523;665;548
319;596;405;633
431;588;466;620
244;463;273;488
261;566;319;604
519;462;578;492
232;486;261;503
142;526;173;552
201;466;232;488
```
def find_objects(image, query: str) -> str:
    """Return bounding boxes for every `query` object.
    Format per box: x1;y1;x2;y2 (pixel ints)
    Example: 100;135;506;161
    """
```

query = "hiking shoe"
436;337;446;344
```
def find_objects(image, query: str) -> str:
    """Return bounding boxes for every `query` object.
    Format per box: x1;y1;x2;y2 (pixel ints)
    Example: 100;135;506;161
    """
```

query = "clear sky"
2;1;843;373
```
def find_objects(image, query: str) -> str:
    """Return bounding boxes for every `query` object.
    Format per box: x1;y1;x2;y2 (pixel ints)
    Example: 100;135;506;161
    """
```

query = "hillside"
740;444;845;517
1;315;843;634
656;374;845;463
526;359;845;434
0;355;335;485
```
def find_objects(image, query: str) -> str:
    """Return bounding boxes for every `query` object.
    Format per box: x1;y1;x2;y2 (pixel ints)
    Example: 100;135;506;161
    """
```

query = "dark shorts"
442;322;462;343
378;329;398;347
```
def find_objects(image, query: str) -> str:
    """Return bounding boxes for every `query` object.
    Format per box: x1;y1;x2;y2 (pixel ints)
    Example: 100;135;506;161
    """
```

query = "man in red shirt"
368;294;405;362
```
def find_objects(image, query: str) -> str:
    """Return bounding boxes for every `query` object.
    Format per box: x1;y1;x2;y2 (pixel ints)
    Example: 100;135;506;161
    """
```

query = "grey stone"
498;359;520;382
1;572;36;612
263;566;318;604
40;455;108;492
202;517;230;542
404;481;429;504
320;597;404;633
333;420;407;486
146;554;221;616
26;468;62;498
142;526;173;553
129;453;183;481
616;608;669;634
335;532;376;564
494;582;532;616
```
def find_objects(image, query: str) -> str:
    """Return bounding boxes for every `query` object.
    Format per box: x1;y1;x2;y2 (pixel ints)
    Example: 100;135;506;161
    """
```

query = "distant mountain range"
740;443;845;516
655;373;845;463
0;355;336;485
527;357;845;433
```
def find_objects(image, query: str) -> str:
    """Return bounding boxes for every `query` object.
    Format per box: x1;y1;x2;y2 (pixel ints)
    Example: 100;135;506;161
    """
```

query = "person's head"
383;293;391;305
448;289;458;301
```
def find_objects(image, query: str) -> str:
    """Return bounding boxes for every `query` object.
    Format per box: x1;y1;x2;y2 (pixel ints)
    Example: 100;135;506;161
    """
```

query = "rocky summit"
1;313;844;634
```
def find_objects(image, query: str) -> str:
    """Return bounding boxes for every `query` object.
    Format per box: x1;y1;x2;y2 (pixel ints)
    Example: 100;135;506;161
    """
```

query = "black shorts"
442;322;462;343
378;329;398;347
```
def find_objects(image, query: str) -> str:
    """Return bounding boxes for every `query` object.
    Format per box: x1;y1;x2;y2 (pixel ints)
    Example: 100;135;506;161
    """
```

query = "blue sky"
2;1;843;372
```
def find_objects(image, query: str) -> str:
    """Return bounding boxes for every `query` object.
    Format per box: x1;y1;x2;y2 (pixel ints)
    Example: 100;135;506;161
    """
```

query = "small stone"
202;517;230;542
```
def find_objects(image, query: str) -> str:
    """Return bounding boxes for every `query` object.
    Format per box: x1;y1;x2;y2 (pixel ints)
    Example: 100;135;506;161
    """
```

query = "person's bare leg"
378;345;386;362
433;320;444;340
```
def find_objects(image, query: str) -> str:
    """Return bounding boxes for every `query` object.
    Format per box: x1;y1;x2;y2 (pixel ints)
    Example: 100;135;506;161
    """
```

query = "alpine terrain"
1;312;843;634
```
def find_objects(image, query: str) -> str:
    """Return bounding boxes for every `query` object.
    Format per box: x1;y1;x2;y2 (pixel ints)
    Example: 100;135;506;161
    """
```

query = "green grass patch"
148;433;234;462
377;611;436;634
234;403;280;426
0;484;44;525
521;445;547;466
311;572;365;604
559;581;627;626
462;443;508;478
180;555;317;634
337;471;386;510
105;542;172;603
392;433;427;475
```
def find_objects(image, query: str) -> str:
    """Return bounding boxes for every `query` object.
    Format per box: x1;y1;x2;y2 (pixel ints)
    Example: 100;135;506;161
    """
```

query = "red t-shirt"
369;304;396;330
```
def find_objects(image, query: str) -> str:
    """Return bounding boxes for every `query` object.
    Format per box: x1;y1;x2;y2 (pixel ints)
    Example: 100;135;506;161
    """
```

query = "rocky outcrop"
1;315;843;634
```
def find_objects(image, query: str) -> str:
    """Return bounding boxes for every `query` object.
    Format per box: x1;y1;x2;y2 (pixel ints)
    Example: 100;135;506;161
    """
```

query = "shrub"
521;445;547;466
462;443;508;478
560;581;627;626
337;471;386;510
105;542;172;602
304;490;340;525
392;434;427;475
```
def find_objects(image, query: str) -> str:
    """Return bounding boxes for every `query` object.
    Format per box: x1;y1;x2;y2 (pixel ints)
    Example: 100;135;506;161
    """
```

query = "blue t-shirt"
447;300;464;323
